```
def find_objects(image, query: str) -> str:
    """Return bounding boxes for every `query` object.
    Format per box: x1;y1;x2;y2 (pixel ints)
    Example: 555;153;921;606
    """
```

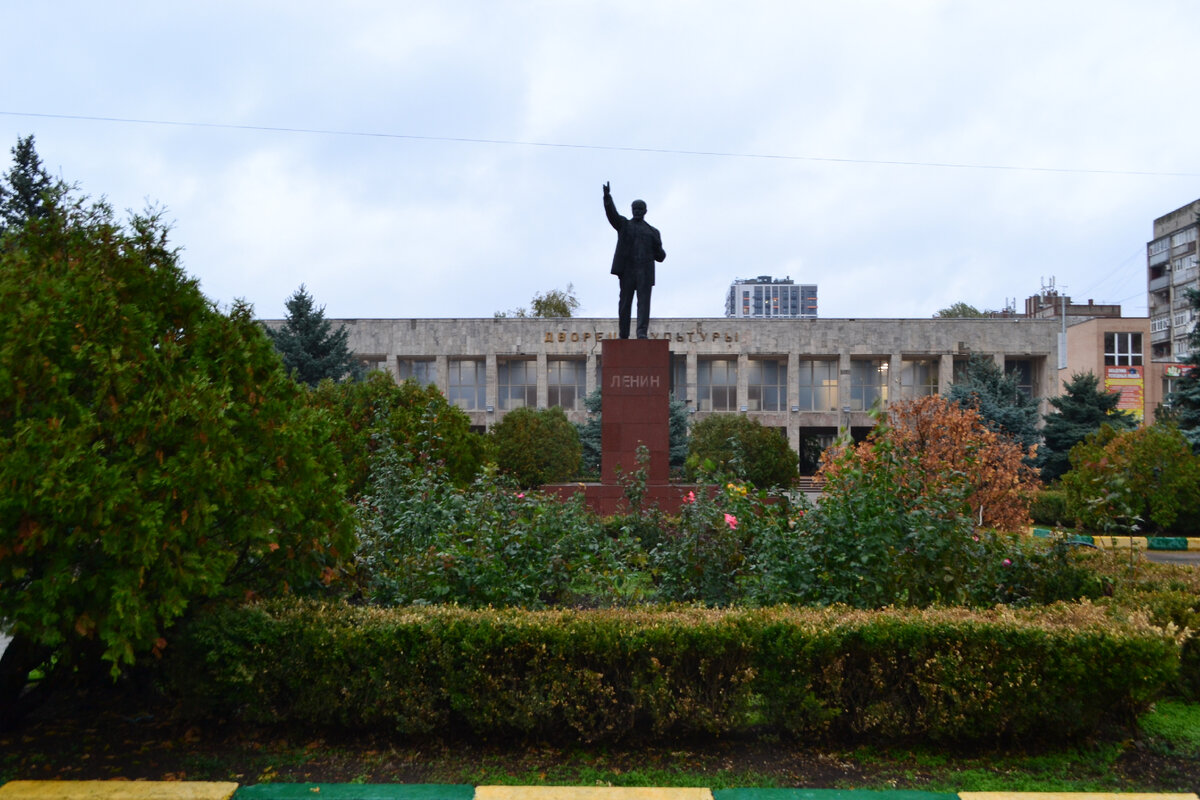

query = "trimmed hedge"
167;600;1179;744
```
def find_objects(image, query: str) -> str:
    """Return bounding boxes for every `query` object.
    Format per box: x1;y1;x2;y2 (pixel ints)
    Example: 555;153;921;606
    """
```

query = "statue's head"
631;199;647;219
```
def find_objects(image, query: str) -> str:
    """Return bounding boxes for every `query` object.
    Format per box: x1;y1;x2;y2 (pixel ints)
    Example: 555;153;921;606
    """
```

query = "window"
797;359;837;411
448;359;486;410
1005;359;1035;398
547;358;585;410
1104;332;1143;366
900;358;938;399
747;358;787;411
397;358;436;386
671;355;688;403
498;359;537;410
850;358;888;410
698;358;737;411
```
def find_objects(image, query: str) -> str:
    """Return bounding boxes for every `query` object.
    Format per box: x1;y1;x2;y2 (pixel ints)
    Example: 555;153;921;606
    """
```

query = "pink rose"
724;513;738;530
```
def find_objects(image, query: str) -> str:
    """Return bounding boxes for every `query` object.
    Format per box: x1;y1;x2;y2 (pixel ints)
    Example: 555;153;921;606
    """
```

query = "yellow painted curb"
0;782;238;799
1188;538;1200;551
959;793;1198;800
476;788;713;800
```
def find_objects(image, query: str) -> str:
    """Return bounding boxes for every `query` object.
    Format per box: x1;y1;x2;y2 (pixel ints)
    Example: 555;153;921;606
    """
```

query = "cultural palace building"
316;316;1065;452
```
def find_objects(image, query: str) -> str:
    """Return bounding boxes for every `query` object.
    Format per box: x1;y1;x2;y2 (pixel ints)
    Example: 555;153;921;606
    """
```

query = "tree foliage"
0;191;355;709
1062;423;1200;535
1167;287;1200;452
308;371;489;498
267;284;363;387
935;301;986;318
495;284;580;318
947;353;1041;458
0;135;60;237
489;406;582;488
820;396;1038;532
1040;372;1135;482
685;414;797;488
575;389;690;476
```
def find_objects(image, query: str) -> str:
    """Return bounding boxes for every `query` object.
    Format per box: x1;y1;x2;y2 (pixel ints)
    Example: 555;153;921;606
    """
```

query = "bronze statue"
604;182;665;339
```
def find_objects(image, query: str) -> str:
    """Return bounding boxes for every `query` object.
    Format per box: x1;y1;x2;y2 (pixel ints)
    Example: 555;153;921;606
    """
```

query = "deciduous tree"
820;395;1038;532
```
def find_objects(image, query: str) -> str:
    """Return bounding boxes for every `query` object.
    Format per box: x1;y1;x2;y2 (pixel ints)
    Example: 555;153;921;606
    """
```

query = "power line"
4;110;1200;178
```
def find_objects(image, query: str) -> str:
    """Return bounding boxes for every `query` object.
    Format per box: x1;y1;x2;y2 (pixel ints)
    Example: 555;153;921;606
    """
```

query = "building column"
486;354;498;417
787;351;800;451
586;352;599;400
536;352;548;409
737;353;750;411
838;352;852;435
435;355;449;395
686;351;699;412
938;353;954;395
888;353;902;406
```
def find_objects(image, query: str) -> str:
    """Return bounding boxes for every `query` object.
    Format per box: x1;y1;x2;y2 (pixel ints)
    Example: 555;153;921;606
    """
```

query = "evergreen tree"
267;284;363;387
0;135;61;237
1;191;354;723
1040;372;1135;482
1167;287;1200;452
946;353;1041;459
575;388;689;476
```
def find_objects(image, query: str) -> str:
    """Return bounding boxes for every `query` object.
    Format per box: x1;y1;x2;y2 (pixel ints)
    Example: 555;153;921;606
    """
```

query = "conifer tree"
1167;287;1200;452
0;135;61;237
946;353;1041;459
1040;372;1135;481
268;284;364;387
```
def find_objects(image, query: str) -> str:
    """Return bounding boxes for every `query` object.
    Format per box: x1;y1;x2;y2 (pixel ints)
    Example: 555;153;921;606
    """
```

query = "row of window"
400;356;968;413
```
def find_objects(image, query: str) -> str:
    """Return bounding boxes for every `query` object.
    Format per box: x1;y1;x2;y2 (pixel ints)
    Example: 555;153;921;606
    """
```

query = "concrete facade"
310;316;1061;451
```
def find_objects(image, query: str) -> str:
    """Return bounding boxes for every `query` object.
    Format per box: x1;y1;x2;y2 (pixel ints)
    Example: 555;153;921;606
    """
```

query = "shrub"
168;599;1179;744
1029;487;1070;527
309;371;488;497
490;406;582;488
356;430;624;608
685;414;797;488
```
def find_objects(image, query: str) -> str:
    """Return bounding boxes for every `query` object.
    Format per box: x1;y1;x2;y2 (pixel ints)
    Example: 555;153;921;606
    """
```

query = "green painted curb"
713;791;955;800
1147;536;1190;551
232;785;473;799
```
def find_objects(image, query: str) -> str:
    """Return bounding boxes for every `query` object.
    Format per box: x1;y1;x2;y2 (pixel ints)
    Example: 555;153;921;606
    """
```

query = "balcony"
1150;275;1171;292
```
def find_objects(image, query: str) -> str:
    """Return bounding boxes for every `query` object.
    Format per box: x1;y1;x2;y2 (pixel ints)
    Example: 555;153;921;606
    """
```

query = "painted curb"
958;793;1199;800
1029;528;1200;551
0;782;239;799
233;785;473;798
475;788;713;799
713;792;955;799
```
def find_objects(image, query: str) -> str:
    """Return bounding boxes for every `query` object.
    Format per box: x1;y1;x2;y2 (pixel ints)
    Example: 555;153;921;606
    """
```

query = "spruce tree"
1167;287;1200;452
0;135;61;237
268;284;363;387
1040;371;1135;482
946;353;1041;459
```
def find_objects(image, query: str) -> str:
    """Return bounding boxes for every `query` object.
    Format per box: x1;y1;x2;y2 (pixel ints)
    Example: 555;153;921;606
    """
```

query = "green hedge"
167;600;1178;744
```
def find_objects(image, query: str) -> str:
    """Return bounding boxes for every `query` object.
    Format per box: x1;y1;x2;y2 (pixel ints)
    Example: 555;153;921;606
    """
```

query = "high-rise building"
725;276;817;319
1147;199;1200;363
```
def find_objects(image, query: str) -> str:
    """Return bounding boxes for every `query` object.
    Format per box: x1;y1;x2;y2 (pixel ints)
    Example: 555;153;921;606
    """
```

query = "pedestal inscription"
601;338;670;486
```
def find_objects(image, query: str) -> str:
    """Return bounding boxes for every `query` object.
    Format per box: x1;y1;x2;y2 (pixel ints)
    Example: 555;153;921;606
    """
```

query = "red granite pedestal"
545;338;696;515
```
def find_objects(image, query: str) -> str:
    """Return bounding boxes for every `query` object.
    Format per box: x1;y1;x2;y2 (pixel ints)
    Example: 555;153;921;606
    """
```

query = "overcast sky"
4;1;1198;321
